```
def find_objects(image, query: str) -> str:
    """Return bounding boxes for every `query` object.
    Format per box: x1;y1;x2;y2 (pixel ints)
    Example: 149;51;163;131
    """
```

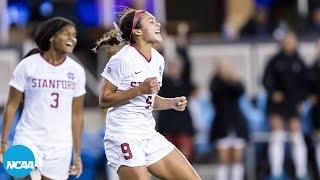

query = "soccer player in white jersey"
94;9;201;179
0;17;85;179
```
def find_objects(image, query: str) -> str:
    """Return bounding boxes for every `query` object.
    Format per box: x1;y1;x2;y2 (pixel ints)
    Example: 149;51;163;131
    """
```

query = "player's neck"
132;41;152;61
42;49;66;66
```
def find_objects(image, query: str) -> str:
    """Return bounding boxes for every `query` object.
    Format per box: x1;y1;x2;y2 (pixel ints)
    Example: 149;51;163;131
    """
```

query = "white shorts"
216;134;246;149
13;138;72;180
104;132;175;173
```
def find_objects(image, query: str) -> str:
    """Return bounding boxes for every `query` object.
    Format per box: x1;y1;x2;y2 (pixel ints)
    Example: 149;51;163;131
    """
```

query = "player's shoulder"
109;45;132;64
65;56;85;74
152;48;164;63
151;48;163;57
117;45;133;59
22;53;40;62
18;53;41;68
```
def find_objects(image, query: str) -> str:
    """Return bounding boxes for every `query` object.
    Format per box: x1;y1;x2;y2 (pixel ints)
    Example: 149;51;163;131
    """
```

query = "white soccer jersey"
10;53;86;147
101;45;164;138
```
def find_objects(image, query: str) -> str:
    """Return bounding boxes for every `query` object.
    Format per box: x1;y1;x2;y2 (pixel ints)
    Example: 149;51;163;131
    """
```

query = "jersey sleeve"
9;61;28;92
101;58;131;87
159;57;165;88
74;67;86;97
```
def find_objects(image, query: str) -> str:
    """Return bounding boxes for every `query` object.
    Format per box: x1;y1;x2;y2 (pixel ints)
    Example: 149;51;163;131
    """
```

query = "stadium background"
0;0;320;179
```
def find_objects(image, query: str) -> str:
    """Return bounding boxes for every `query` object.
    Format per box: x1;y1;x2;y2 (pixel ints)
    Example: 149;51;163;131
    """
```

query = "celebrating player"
1;17;86;179
95;9;201;180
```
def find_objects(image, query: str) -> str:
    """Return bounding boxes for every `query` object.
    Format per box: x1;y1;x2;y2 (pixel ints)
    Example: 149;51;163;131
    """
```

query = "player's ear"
132;29;142;36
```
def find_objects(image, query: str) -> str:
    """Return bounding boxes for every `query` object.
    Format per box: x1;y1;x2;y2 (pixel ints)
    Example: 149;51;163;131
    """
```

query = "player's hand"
69;155;82;178
0;142;8;163
172;96;187;111
138;77;158;94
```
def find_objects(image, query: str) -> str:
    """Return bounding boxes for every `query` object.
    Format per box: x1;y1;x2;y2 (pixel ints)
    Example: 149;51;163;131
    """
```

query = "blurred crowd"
222;0;320;41
154;27;320;180
2;0;320;180
156;25;320;179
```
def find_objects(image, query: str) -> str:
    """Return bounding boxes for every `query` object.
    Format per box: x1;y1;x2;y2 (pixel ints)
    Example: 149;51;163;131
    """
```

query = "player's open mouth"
65;42;74;47
155;29;161;34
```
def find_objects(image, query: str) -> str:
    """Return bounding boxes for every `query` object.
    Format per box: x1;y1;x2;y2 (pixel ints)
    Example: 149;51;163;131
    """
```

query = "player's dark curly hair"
92;8;144;55
24;17;76;58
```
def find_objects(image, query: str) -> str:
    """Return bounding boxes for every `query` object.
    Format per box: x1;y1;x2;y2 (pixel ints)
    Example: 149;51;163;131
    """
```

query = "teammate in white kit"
94;9;200;179
1;17;85;179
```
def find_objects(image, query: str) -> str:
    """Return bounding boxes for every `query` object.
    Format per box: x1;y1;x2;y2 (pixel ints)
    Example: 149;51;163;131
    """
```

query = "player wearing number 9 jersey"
95;8;200;180
1;17;85;179
101;43;164;137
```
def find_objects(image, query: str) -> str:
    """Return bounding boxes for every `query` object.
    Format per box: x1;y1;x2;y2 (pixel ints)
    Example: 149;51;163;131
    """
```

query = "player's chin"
62;46;75;54
154;35;162;43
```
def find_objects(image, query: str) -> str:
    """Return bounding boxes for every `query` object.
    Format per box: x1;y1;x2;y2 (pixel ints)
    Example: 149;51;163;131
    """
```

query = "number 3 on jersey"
50;93;59;108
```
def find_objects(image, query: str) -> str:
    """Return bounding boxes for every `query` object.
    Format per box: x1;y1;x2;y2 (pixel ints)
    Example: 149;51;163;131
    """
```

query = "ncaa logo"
2;145;35;178
67;72;75;80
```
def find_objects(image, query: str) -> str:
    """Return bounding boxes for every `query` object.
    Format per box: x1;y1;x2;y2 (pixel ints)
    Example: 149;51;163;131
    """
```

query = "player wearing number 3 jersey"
1;17;85;179
95;8;200;180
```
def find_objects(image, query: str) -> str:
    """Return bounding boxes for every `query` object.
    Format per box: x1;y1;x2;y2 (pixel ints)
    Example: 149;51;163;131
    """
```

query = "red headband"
130;10;145;40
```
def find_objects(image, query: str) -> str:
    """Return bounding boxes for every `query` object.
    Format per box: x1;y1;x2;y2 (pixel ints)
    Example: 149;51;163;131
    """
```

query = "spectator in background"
241;7;273;39
175;22;192;88
309;5;320;36
209;60;249;180
188;84;208;154
308;39;320;176
157;57;195;162
262;32;309;179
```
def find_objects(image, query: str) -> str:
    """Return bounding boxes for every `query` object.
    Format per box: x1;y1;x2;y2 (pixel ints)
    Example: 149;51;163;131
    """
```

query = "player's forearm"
153;95;175;110
72;95;84;156
1;104;18;142
99;87;142;109
72;113;83;156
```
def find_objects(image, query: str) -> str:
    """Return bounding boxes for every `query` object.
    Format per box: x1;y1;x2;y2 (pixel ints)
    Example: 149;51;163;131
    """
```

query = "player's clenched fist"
138;77;158;94
172;96;187;111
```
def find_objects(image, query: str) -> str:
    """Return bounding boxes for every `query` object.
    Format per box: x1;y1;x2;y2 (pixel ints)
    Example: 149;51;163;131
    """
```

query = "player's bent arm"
154;95;188;111
153;95;175;110
99;79;142;109
72;95;84;157
1;87;23;144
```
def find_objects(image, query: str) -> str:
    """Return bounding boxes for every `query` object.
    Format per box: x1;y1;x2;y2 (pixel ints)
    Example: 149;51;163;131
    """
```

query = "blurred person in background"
175;22;192;88
262;32;309;179
308;39;320;177
209;60;249;180
240;7;273;39
157;57;195;162
188;83;211;157
308;4;320;36
0;17;85;179
95;8;200;180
